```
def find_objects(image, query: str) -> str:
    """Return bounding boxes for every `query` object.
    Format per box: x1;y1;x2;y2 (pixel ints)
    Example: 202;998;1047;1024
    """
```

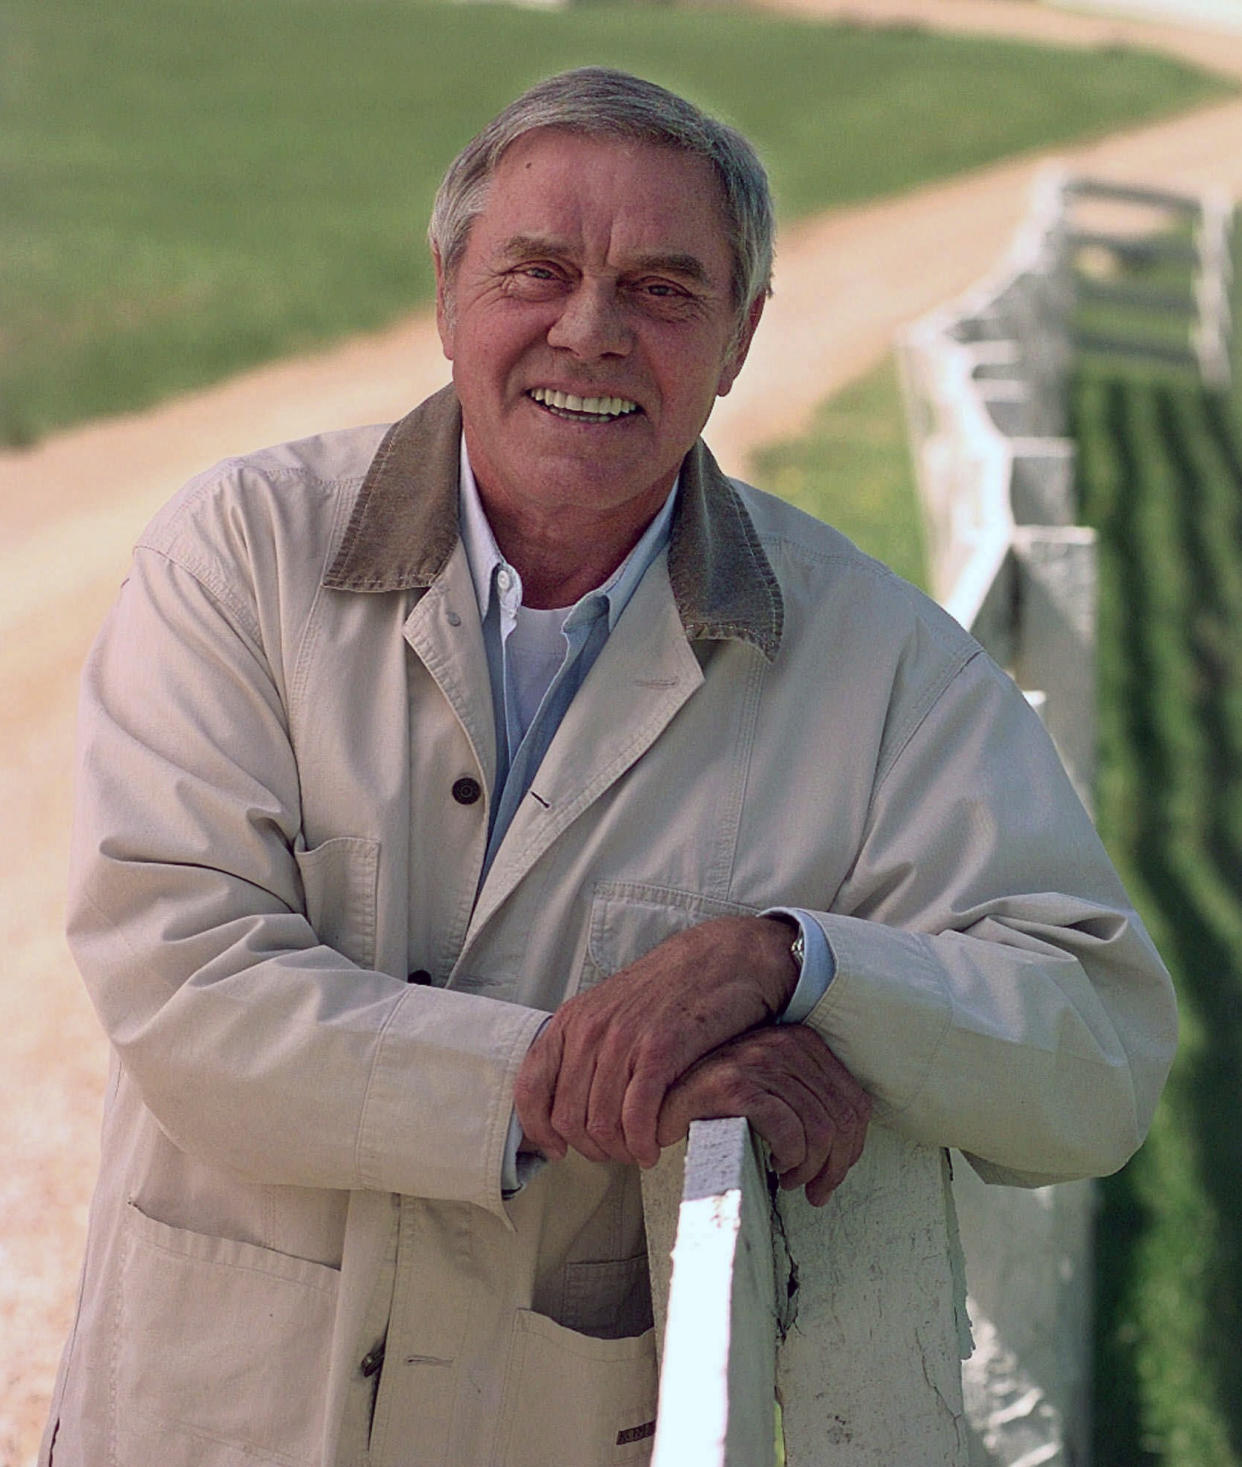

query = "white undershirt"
506;603;572;745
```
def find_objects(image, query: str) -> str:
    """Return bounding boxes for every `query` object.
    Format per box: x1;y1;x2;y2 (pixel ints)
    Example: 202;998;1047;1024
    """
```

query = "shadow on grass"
1088;377;1242;1464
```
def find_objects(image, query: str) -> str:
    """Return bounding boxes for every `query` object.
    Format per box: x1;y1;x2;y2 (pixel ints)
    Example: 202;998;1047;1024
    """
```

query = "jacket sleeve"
802;649;1177;1187
67;539;544;1217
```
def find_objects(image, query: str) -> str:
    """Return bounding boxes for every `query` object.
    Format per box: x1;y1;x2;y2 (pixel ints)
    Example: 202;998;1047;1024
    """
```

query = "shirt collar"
323;385;782;661
457;437;509;619
456;435;679;634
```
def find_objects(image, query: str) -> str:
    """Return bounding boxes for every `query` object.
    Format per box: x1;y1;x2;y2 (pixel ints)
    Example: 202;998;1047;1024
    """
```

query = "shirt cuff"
762;907;836;1024
501;1109;548;1196
502;1016;552;1197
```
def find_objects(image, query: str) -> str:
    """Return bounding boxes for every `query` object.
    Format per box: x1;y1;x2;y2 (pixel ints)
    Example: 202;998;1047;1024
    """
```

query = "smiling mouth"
528;387;641;423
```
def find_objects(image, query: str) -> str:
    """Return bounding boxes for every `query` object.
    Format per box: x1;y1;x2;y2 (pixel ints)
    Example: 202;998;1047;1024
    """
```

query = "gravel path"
4;3;1242;1459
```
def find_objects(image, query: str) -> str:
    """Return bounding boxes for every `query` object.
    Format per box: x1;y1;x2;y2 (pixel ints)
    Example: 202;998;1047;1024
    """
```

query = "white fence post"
643;1122;973;1467
776;1130;971;1467
1195;189;1234;389
896;169;1234;1466
1012;525;1099;809
643;1118;778;1467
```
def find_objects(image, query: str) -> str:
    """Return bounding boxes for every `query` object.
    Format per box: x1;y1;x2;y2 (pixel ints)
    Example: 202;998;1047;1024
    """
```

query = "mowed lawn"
1074;324;1242;1464
754;358;927;588
4;0;1233;445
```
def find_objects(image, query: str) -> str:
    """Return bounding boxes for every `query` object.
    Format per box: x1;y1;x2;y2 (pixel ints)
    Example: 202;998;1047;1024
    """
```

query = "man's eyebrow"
496;236;717;286
628;252;715;286
497;234;569;263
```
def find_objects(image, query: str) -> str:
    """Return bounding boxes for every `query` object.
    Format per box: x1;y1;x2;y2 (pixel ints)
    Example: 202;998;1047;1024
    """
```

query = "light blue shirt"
458;441;679;878
455;442;832;1189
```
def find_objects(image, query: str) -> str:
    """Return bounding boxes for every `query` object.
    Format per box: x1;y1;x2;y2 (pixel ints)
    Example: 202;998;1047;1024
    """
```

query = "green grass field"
1074;314;1242;1465
4;0;1233;445
752;357;927;588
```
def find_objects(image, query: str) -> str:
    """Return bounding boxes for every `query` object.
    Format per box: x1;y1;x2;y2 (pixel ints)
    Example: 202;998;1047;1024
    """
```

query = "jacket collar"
323;383;783;660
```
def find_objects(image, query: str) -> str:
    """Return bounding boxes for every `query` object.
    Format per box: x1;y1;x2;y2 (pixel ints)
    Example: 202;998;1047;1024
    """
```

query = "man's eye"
504;266;565;298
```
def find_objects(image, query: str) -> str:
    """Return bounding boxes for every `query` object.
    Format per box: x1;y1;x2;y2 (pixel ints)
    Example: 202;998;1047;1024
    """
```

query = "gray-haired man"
44;69;1174;1466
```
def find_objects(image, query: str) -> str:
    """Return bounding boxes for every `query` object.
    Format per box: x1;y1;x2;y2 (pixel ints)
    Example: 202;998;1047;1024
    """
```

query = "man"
43;68;1175;1467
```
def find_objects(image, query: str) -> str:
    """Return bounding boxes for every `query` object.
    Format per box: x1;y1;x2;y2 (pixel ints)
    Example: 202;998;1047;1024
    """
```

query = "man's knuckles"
584;1111;627;1153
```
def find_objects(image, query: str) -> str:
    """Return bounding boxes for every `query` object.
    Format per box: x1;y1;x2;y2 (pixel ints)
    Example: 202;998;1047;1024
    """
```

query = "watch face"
791;933;806;971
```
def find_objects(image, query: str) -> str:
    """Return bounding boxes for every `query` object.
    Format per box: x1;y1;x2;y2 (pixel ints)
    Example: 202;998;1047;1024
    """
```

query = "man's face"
436;129;763;529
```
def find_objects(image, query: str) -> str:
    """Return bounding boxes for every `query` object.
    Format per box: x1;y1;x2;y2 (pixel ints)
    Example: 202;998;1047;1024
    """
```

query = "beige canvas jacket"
44;386;1175;1467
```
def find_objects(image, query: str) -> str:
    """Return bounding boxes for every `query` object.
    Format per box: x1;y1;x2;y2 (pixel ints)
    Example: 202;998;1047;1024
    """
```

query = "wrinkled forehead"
462;129;737;285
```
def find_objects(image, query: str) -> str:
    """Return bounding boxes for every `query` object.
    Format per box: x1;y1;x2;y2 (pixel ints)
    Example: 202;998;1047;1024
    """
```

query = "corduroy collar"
323;384;782;660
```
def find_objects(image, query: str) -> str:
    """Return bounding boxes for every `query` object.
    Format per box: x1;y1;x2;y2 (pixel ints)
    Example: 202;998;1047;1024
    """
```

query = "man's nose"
546;282;632;358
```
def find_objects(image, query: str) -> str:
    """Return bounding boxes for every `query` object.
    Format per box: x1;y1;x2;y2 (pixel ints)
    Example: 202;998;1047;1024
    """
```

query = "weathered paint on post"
776;1127;971;1467
644;1122;973;1467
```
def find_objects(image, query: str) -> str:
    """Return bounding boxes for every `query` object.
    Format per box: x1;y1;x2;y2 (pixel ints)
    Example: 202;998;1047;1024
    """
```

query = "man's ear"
433;246;455;361
716;292;766;399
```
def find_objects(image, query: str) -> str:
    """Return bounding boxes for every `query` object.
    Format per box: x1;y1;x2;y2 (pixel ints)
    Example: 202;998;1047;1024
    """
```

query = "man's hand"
655;1026;871;1206
514;916;800;1169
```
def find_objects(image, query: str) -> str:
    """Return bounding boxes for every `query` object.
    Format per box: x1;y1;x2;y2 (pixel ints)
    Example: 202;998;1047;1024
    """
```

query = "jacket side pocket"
560;1254;654;1340
494;1311;658;1466
294;835;380;970
113;1201;339;1467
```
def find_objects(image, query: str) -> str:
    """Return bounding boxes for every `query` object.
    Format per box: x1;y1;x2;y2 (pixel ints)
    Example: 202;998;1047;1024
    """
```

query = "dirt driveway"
4;2;1242;1459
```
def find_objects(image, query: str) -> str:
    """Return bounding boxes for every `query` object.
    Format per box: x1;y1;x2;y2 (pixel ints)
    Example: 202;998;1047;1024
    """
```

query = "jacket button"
407;969;431;985
451;776;482;805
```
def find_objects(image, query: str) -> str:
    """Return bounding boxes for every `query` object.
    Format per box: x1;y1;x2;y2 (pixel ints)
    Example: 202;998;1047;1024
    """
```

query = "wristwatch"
769;913;805;975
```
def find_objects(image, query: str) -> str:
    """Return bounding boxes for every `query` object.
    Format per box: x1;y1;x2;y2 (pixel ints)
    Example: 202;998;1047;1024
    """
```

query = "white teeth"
530;388;638;418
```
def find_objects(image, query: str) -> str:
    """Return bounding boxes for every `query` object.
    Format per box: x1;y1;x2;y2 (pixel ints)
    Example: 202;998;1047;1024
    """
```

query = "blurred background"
4;2;1242;1462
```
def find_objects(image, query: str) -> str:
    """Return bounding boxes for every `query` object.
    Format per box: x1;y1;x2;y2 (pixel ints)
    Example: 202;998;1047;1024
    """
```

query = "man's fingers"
655;1065;808;1175
514;916;802;1167
654;1085;693;1151
617;1024;688;1166
617;1074;668;1168
514;923;871;1189
781;1066;869;1184
777;1117;852;1197
777;1037;871;1199
781;1075;871;1204
747;1092;810;1177
513;1023;569;1159
802;1133;862;1206
653;1038;811;1172
576;1055;638;1166
654;1025;872;1204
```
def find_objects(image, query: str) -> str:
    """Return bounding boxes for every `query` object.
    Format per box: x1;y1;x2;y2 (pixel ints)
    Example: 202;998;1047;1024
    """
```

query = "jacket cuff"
357;985;549;1219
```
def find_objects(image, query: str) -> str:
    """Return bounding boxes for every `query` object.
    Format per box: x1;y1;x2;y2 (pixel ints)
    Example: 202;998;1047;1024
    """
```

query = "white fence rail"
642;172;1233;1466
641;1118;970;1467
896;171;1230;1465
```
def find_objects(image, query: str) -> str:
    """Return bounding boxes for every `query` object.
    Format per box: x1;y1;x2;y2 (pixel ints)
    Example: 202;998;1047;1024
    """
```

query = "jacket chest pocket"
580;880;759;994
494;1312;658;1466
295;835;380;970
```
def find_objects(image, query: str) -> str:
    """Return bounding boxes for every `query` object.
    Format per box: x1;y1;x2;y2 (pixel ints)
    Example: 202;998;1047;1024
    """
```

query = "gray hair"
429;67;774;319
